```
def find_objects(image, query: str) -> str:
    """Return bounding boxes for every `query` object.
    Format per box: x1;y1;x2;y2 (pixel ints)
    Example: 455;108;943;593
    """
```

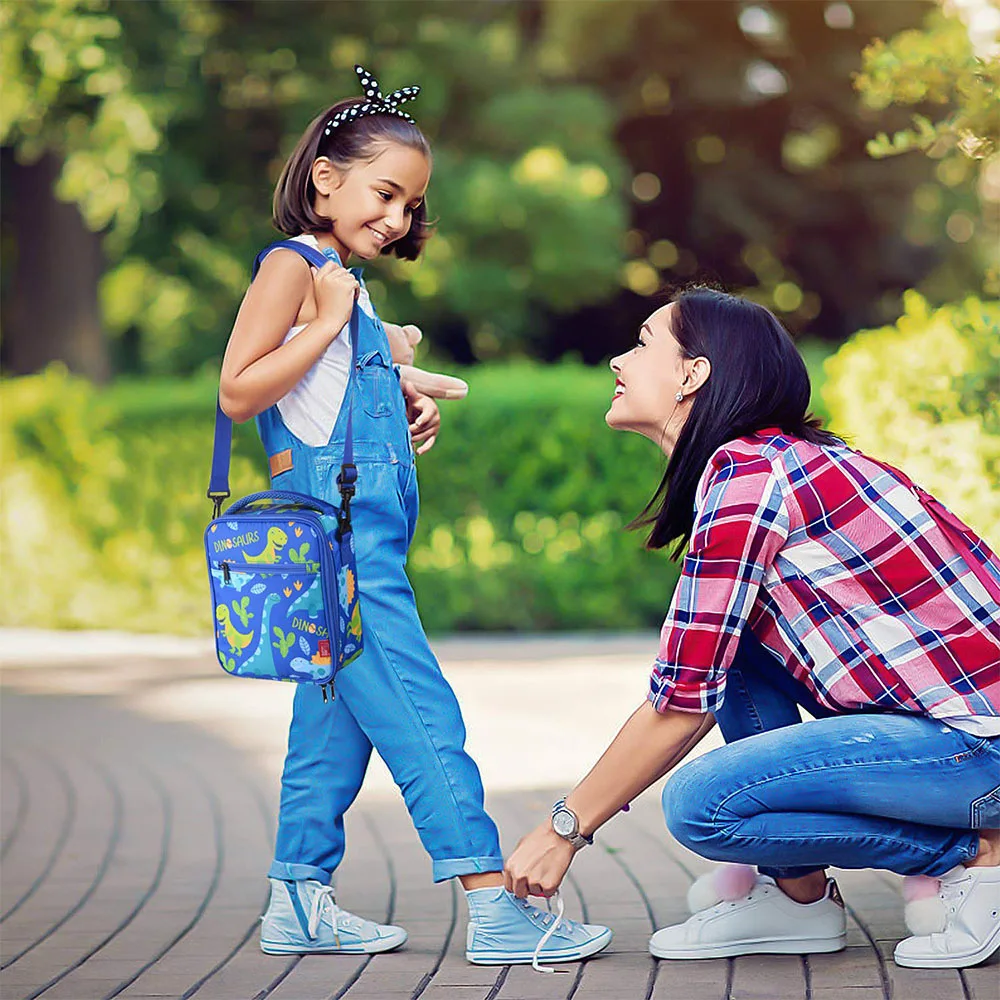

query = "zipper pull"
221;561;232;584
328;676;335;703
321;684;328;704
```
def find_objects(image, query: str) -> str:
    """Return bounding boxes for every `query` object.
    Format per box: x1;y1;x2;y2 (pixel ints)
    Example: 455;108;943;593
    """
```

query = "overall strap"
208;240;359;521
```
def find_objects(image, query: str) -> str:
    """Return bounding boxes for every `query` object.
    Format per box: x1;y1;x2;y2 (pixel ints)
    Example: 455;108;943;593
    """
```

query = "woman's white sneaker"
894;865;1000;969
260;878;407;955
649;874;846;960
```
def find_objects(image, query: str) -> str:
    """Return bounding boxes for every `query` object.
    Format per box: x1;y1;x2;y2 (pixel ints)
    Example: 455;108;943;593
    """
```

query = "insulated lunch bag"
204;240;364;696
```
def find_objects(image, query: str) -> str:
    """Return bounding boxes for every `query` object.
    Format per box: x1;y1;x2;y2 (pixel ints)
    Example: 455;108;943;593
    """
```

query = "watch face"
552;809;576;837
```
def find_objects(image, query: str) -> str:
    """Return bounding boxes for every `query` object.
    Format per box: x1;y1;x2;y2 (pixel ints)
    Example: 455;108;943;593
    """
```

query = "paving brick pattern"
1;641;997;1000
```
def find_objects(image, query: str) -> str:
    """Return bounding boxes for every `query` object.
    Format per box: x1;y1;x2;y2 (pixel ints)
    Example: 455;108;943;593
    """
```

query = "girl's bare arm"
219;252;357;422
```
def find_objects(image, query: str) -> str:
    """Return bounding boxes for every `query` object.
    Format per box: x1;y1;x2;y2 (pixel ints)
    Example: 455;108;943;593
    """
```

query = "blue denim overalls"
257;244;503;883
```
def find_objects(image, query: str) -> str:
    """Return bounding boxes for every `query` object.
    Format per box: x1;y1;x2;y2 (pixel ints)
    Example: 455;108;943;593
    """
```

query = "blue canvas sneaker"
260;878;407;955
465;887;613;967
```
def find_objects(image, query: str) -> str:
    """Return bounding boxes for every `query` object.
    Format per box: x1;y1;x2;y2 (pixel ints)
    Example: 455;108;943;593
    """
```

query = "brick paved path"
1;632;996;999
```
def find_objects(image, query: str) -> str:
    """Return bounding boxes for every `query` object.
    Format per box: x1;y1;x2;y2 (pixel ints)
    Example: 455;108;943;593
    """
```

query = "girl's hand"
401;380;441;454
504;821;576;898
313;261;359;336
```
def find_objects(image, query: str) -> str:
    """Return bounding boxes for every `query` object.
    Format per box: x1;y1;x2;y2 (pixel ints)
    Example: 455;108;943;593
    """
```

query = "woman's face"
606;303;706;452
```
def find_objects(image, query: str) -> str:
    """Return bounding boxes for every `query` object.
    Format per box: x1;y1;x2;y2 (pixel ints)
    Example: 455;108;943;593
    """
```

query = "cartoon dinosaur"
243;527;288;564
231;595;253;628
216;605;253;654
287;575;324;618
288;656;331;680
236;593;282;677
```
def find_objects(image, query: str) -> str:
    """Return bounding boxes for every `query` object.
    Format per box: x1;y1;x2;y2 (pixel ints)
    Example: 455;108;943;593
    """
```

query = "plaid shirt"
649;430;1000;727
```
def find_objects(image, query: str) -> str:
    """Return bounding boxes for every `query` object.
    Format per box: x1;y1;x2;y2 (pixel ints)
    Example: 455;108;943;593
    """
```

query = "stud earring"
675;392;684;402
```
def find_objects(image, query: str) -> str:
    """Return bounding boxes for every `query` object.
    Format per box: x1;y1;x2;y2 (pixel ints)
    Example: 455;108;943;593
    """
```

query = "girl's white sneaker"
894;865;1000;969
648;874;846;960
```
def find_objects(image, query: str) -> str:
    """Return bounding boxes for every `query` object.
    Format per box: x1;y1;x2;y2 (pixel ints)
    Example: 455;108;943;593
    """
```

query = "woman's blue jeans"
663;630;1000;879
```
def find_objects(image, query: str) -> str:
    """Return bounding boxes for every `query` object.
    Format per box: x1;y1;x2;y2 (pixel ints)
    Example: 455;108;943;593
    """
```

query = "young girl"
219;65;612;967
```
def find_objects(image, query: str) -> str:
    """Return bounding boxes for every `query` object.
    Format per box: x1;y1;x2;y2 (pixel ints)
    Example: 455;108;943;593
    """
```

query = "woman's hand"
313;261;359;336
504;821;577;898
401;381;441;454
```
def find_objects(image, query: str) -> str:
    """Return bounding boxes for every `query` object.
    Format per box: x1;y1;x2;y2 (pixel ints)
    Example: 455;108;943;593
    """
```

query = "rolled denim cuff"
268;860;333;884
431;854;504;883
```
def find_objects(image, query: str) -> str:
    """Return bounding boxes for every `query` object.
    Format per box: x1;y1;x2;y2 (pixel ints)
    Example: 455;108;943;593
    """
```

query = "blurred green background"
2;0;998;634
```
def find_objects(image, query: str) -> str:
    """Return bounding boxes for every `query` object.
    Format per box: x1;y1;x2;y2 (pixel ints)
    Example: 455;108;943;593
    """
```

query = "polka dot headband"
324;65;421;135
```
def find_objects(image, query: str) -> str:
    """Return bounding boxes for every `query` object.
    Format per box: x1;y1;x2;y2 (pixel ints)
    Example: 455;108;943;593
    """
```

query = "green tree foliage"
855;7;1000;162
4;0;960;375
852;2;999;297
533;0;945;355
3;0;628;373
0;0;212;251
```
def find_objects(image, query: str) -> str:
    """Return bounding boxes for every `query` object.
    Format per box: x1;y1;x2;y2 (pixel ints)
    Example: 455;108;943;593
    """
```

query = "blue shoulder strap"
208;240;359;521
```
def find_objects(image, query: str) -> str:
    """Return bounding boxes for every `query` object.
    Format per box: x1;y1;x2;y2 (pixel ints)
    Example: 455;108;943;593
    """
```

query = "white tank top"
274;234;378;446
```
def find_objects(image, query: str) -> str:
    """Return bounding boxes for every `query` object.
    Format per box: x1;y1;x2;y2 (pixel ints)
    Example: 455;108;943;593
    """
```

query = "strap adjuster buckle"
207;490;230;520
336;464;357;534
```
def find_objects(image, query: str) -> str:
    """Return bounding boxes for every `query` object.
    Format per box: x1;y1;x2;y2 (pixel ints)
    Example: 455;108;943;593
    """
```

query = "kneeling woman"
505;288;1000;969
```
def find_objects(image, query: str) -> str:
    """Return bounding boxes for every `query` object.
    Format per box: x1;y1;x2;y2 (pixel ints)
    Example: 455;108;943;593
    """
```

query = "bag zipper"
217;561;318;576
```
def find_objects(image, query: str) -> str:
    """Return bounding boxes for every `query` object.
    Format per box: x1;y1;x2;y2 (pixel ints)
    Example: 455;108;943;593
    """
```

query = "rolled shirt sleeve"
649;447;789;714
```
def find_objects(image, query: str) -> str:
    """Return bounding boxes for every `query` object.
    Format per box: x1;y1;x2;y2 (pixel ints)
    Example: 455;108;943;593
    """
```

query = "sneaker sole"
894;922;1000;969
261;931;407;956
649;934;846;960
467;927;613;965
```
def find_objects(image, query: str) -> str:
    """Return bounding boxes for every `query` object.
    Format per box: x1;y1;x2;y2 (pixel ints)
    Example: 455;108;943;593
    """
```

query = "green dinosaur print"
239;593;282;677
288;542;311;563
243;526;288;564
216;604;253;655
272;626;296;657
231;596;253;628
218;652;236;673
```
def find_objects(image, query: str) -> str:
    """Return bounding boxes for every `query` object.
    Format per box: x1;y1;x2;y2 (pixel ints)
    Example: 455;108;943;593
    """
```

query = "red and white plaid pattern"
649;430;1000;726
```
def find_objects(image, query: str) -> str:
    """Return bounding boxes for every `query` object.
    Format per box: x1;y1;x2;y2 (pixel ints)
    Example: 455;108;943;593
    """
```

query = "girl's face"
607;303;709;453
313;142;430;260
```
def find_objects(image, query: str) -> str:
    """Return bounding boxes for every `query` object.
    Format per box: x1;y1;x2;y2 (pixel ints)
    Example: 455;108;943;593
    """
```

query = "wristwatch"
551;798;593;850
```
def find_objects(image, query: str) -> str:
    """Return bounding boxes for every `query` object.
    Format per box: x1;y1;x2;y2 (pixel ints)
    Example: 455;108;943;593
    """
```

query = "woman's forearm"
504;702;713;898
565;702;713;837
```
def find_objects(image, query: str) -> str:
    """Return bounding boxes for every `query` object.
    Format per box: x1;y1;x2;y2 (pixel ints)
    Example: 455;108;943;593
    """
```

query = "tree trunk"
1;149;110;382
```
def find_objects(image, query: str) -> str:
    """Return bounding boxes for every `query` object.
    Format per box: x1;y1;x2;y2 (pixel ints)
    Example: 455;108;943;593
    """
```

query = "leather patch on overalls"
269;449;293;478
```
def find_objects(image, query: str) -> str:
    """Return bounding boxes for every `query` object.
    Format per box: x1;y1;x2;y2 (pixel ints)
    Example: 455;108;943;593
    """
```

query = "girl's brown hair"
273;98;432;260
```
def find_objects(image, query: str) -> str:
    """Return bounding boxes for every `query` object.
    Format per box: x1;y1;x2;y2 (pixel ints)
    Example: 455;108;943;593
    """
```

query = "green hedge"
0;363;657;633
2;350;834;635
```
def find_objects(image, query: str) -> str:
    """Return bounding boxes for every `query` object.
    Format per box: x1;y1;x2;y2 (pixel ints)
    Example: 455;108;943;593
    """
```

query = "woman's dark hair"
633;286;842;555
273;99;432;260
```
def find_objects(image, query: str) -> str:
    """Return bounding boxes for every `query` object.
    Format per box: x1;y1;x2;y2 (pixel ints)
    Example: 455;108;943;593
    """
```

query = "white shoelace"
530;891;567;974
307;884;341;945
